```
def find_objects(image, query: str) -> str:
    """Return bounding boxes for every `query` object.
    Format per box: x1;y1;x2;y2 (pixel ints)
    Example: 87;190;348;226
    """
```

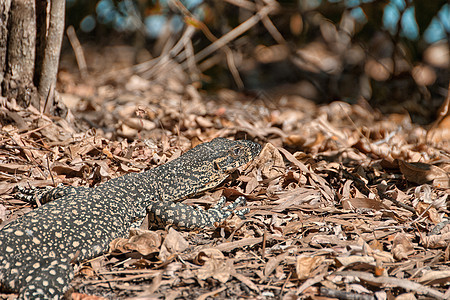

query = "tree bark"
2;0;38;108
0;0;12;94
38;0;65;114
35;0;48;87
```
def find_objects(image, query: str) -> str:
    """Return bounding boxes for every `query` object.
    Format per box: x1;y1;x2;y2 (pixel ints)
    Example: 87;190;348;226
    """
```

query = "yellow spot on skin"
32;237;41;244
43;281;49;286
33;262;40;269
5;246;13;252
55;232;62;238
73;241;80;247
14;230;24;236
26;276;33;282
56;277;64;285
49;270;56;275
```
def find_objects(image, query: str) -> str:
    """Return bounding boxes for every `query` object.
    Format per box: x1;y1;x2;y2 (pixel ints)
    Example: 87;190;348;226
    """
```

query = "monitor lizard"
0;137;261;299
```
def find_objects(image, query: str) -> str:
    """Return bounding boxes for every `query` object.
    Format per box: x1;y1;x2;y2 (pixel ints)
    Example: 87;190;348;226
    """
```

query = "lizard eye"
231;147;242;156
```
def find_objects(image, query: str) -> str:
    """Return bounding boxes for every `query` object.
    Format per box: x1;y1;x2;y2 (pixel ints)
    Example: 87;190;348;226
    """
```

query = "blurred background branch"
60;0;449;124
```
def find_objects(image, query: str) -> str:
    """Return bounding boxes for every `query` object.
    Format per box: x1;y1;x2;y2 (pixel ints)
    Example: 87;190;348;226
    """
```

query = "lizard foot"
147;196;249;229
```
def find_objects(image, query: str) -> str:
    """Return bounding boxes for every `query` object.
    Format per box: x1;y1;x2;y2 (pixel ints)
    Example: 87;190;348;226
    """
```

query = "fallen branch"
336;271;445;299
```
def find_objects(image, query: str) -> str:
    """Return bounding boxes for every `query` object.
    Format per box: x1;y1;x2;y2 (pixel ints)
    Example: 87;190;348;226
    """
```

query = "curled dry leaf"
0;204;7;222
122;118;156;131
310;234;342;247
51;162;90;178
194;248;225;265
422;232;450;249
398;160;450;188
0;163;31;174
264;252;289;278
109;228;161;256
272;187;322;212
159;227;189;261
196;257;234;283
371;251;395;263
296;255;325;280
392;233;414;260
231;271;260;293
415;202;441;224
78;266;96;278
417;270;450;284
283;220;304;235
342;197;389;211
252;143;285;179
335;256;375;267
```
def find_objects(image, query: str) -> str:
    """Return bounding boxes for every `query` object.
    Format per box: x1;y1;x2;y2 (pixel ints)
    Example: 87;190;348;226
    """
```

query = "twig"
66;25;88;80
172;0;244;88
281;271;292;295
260;11;286;45
197;286;227;300
261;226;267;260
227;218;266;242
192;4;277;64
224;0;256;11
224;47;244;89
408;202;433;227
137;26;196;79
336;271;445;299
427;81;450;142
183;34;200;83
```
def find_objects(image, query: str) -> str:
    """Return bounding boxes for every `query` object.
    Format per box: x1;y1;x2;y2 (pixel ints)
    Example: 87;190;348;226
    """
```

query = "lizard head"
182;137;262;192
207;137;262;173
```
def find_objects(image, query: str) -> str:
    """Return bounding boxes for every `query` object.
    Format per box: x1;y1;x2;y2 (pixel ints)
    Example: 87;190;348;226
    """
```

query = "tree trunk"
0;0;12;93
2;0;39;108
38;0;64;114
0;0;65;115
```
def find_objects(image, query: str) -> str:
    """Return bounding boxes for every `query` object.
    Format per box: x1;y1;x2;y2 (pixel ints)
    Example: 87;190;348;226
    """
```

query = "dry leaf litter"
0;50;449;300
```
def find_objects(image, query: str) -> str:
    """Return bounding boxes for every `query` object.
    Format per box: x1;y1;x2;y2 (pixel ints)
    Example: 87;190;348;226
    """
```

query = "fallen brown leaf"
398;160;450;188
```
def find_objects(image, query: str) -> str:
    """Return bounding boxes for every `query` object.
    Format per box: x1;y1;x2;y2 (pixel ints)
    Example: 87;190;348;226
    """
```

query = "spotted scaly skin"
0;138;261;299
